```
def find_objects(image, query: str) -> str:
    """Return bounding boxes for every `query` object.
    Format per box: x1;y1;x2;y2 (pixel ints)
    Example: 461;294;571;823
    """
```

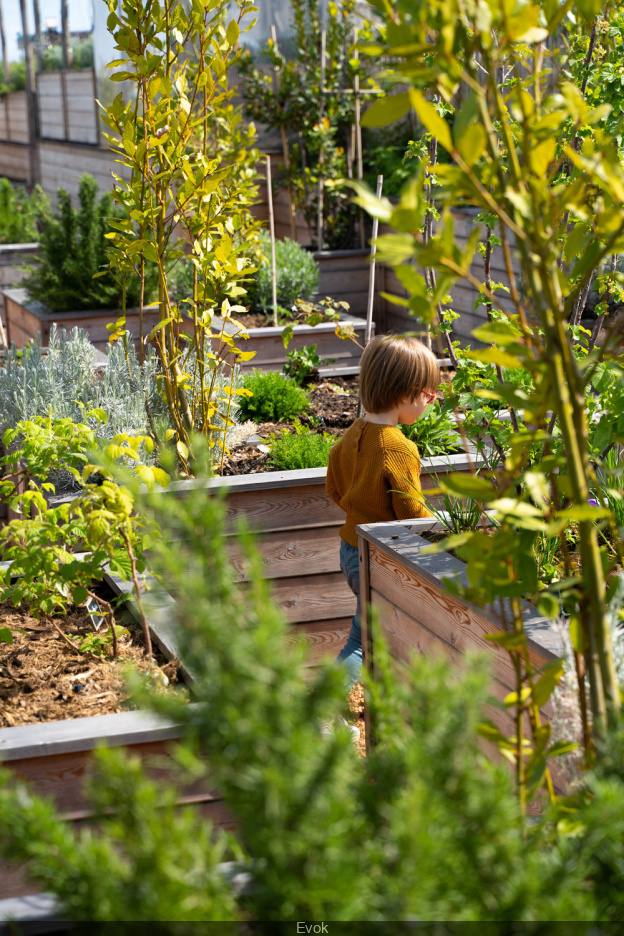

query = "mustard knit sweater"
326;417;430;547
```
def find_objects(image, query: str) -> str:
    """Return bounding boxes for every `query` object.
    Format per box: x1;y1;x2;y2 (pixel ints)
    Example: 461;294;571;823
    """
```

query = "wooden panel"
368;543;553;688
370;589;562;792
223;482;344;534
219;325;366;372
250;571;356;624
227;525;341;581
0;142;30;182
0;796;235;900
284;618;351;665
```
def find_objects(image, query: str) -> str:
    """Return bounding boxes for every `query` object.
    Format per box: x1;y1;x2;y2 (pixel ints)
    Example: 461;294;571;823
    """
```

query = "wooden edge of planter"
165;449;486;498
0;706;193;763
0;560;197;761
356;518;565;663
0;892;64;926
2;287;160;323
102;567;197;685
214;310;369;339
0;243;39;256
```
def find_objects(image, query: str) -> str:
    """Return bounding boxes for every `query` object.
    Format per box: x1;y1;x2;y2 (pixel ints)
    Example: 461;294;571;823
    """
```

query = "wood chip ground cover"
0;585;183;727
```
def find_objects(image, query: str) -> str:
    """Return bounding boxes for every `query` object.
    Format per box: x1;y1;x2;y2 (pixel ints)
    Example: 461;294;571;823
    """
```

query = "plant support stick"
266;155;278;327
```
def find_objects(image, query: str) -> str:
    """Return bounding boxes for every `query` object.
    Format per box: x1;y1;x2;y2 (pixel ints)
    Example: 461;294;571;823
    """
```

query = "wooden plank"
244;570;356;624
284;618;351;665
367;542;555;687
227;525;341;581
0;707;189;762
222;483;344;534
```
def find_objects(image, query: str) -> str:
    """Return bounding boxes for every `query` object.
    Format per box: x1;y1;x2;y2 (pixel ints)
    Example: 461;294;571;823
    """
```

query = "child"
326;334;440;691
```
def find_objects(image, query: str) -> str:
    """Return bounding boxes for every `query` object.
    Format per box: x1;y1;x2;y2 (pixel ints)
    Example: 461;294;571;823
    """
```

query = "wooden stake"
266;155;278;326
18;0;38;186
353;28;365;250
357;175;383;419
270;25;297;242
316;29;327;252
0;0;10;84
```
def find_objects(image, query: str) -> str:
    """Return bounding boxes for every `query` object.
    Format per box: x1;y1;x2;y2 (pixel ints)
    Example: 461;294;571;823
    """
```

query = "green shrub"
246;231;319;313
0;178;48;244
22;174;158;312
283;344;335;385
237;369;309;422
400;400;462;458
268;421;335;470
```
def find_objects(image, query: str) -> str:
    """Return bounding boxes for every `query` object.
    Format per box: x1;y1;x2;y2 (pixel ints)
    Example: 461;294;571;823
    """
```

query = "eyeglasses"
414;388;437;405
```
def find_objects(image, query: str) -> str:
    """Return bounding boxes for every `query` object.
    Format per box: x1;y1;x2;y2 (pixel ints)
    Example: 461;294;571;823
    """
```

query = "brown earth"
0;584;183;728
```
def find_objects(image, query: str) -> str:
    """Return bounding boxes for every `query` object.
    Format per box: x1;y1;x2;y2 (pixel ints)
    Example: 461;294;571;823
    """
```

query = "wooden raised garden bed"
215;309;371;375
356;515;567;797
0;564;234;900
0;244;39;325
2;287;164;354
171;452;481;662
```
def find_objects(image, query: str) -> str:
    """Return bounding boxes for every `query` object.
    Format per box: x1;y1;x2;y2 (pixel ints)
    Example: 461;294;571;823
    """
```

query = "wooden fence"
37;69;99;146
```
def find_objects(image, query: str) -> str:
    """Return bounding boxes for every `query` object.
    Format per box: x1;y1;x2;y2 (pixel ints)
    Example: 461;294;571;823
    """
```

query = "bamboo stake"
317;29;326;252
353;28;365;250
270;25;297;242
357;174;383;419
266;155;278;326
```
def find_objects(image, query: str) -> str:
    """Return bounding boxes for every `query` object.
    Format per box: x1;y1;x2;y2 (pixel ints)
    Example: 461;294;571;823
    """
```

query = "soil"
0;583;183;728
222;372;454;476
348;681;365;756
221;376;360;475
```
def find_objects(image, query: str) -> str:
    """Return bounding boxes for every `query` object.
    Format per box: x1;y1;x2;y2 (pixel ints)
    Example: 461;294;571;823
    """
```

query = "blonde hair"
359;335;440;414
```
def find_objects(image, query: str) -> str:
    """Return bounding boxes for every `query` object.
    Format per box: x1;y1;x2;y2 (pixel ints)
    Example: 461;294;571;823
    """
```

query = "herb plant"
283;344;335;385
0;178;48;244
268;420;335;470
22;174;157;312
246;232;319;313
0;325;164;463
400;400;462;459
237;370;309;423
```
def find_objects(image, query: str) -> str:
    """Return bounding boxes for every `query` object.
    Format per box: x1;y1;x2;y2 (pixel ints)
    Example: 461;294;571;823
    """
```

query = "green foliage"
239;0;378;249
237;370;309;423
268;420;335;470
101;0;261;465
41;37;94;71
0;179;48;244
22;174;157;312
354;0;624;771
3;481;624;921
0;416;163;653
400;399;462;458
0;325;165;464
245;232;320;313
283;343;335;385
0;61;25;95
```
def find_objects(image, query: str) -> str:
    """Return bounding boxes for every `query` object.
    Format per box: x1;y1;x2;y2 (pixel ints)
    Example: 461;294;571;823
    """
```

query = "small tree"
101;0;260;469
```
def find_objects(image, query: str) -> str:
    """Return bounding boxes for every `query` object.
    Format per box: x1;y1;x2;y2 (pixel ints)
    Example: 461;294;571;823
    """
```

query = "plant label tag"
86;596;106;632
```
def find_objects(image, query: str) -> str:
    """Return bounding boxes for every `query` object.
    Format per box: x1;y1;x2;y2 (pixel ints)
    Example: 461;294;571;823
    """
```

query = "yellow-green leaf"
408;89;453;153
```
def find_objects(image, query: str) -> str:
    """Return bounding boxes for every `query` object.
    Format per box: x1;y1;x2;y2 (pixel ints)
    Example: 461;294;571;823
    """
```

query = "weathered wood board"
357;517;566;795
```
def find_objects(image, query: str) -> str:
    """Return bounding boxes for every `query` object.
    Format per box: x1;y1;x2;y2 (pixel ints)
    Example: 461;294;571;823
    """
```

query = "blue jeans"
337;539;362;690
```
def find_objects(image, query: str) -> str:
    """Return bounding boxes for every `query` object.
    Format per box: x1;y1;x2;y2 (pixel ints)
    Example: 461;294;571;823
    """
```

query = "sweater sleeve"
325;449;343;508
387;451;431;520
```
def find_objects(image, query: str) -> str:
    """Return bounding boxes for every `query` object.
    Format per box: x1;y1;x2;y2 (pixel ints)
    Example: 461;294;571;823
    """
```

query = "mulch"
0;585;182;728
